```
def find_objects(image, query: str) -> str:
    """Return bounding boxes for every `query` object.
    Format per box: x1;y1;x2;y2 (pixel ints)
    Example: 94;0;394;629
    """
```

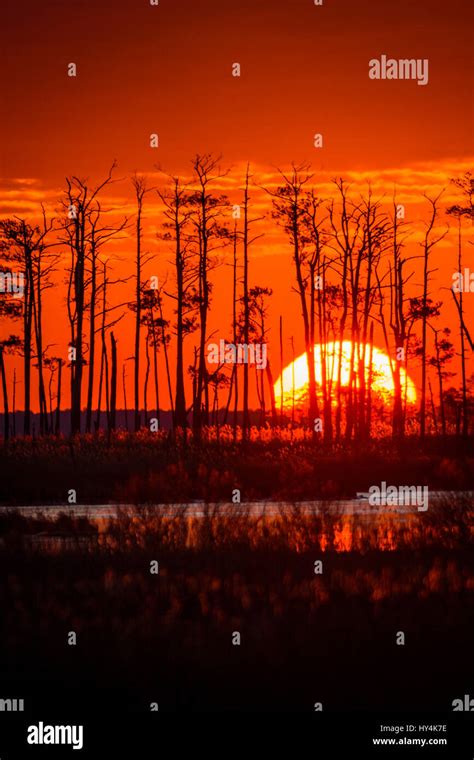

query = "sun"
274;340;417;408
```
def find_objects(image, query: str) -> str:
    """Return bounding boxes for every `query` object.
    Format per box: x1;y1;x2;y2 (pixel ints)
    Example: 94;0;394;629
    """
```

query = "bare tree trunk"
48;364;54;433
224;226;238;427
290;336;295;428
71;205;85;435
366;321;374;436
104;338;110;431
55;360;62;436
134;185;144;432
96;348;104;432
428;378;438;435
328;181;362;442
191;346;198;430
193;166;211;437
433;330;447;437
242;166;251;440
279;315;284;423
158;295;174;416
12;369;17;437
419;193;447;438
33;255;48;435
420;234;429;439
122;364;129;432
86;241;97;432
292;198;318;429
23;243;33;436
457;217;468;436
172;180;187;429
318;259;332;443
152;325;161;430
144;335;150;426
266;360;277;425
203;380;209;427
95;263;108;433
0;347;10;442
388;205;408;441
110;331;117;431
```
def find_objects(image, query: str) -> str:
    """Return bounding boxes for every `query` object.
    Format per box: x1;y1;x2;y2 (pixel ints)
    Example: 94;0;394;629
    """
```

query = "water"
1;491;472;519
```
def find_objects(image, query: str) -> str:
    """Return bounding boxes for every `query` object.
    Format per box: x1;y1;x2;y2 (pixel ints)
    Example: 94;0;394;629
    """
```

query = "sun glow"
274;341;417;408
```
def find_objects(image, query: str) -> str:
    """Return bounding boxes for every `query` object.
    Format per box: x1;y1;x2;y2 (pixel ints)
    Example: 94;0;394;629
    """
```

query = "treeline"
0;156;472;442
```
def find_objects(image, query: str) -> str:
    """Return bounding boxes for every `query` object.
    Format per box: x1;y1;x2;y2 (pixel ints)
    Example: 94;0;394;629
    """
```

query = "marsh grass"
0;496;472;711
0;429;472;504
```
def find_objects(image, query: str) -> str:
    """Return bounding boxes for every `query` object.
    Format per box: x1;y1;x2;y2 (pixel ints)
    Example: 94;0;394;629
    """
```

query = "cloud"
0;158;471;226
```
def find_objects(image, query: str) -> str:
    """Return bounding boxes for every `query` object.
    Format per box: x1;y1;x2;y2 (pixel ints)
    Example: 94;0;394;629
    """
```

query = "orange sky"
1;0;472;178
0;0;472;413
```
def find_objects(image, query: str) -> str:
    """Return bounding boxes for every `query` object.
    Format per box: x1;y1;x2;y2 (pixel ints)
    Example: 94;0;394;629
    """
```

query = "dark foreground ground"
0;430;473;504
0;502;472;710
0;494;472;755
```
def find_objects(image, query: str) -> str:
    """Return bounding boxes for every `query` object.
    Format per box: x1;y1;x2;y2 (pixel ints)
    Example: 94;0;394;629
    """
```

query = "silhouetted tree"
61;163;119;434
376;197;414;440
0;335;21;441
159;175;196;430
447;171;474;436
248;285;273;425
0;214;56;435
418;192;448;438
428;326;455;437
131;175;153;431
267;164;319;431
188;154;229;435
